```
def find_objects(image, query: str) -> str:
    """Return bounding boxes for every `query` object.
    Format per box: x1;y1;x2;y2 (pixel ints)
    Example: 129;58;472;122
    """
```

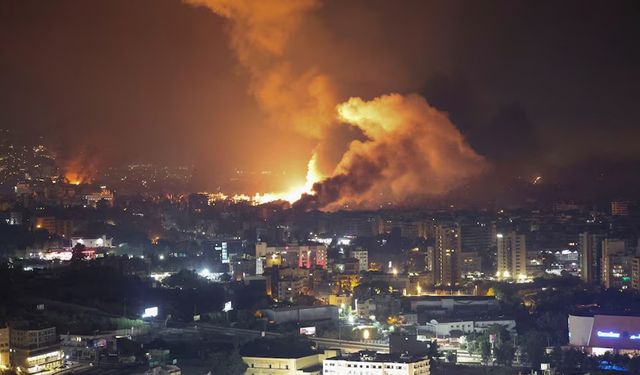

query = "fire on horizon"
3;0;640;206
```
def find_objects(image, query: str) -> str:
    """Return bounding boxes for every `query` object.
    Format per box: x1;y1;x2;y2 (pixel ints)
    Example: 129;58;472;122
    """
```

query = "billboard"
142;306;158;318
300;326;316;336
223;301;233;312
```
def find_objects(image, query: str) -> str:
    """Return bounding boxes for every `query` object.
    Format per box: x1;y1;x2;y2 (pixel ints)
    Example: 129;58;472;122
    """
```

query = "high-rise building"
434;224;461;287
349;249;369;272
496;232;527;280
0;328;8;369
632;257;640;291
215;242;229;264
407;248;427;273
458;251;482;279
611;201;630;216
601;239;629;289
579;232;604;284
460;222;493;253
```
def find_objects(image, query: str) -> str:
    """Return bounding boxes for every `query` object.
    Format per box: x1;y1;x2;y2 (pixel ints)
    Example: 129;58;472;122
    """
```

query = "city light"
1;2;637;374
597;331;620;338
142;306;158;318
198;268;211;278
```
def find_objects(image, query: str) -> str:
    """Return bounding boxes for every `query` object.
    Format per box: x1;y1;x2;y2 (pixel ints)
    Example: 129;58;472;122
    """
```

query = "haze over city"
2;0;640;207
1;1;640;375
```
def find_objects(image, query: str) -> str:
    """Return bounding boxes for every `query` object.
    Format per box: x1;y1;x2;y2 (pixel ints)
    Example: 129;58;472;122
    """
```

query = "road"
193;324;389;353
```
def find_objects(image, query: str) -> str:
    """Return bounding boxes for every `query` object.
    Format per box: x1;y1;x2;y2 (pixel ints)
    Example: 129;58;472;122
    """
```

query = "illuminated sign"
142;306;158;318
223;301;233;312
300;327;316;336
597;331;620;338
630;334;640;340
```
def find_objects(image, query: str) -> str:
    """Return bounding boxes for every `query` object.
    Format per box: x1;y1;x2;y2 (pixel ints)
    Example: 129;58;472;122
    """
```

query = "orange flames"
63;157;96;185
64;171;85;185
253;152;323;204
187;0;488;210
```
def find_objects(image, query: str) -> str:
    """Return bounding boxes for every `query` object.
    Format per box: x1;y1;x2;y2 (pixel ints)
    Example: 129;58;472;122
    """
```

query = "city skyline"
1;2;640;374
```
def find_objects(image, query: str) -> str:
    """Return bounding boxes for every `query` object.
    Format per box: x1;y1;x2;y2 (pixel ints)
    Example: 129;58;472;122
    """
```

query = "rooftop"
403;295;495;301
327;351;427;364
570;308;640;318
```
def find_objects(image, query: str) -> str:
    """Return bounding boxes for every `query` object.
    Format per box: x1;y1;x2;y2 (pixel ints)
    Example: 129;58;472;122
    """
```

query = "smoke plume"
186;0;488;210
63;153;99;185
300;94;487;210
186;0;337;139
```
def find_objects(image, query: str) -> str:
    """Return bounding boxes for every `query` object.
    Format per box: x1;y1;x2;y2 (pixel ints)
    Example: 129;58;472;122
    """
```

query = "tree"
468;324;516;366
561;348;587;370
163;269;206;289
536;312;567;345
494;343;515;366
628;356;640;375
480;340;492;365
426;340;440;361
207;350;247;375
520;331;547;368
71;243;86;262
446;351;457;363
548;346;562;368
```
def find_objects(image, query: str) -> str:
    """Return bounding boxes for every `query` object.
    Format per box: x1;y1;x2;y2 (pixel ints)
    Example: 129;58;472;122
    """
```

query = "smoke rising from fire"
186;0;337;141
186;0;488;210
63;155;98;185
304;94;487;210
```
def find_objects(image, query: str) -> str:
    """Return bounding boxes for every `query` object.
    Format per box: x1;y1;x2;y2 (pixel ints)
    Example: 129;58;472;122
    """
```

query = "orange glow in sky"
253;152;322;204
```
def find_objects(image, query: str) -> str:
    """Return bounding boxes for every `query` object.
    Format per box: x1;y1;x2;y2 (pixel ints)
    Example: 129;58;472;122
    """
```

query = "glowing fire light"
65;171;86;185
207;154;322;206
252;153;322;204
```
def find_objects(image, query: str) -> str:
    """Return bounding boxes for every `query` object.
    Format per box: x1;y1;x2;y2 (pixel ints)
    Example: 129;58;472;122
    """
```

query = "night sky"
1;0;639;200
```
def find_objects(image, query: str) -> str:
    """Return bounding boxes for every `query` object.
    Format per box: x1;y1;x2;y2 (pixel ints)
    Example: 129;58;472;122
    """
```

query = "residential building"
0;328;9;369
9;326;64;374
458;251;482;279
632;257;640;291
256;243;327;274
434;224;461;287
349;249;369;273
244;350;337;375
420;317;516;338
611;201;630;216
323;351;430;375
601;239;629;289
496;232;527;280
579;232;604;284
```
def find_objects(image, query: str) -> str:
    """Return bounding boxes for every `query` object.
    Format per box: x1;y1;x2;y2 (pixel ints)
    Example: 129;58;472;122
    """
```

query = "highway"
192;324;389;353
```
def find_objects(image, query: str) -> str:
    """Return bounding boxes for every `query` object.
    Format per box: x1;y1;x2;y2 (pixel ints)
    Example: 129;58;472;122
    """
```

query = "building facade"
496;232;527;280
349;250;369;273
8;327;64;374
434;224;461;287
244;350;337;375
323;351;429;375
579;232;604;284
